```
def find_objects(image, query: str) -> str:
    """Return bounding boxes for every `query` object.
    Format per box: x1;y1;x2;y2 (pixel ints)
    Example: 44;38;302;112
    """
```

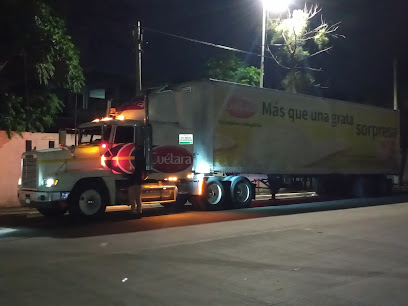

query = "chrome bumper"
18;190;70;207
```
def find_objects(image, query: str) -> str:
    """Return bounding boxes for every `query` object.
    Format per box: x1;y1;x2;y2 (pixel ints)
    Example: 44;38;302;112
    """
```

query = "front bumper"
18;190;70;208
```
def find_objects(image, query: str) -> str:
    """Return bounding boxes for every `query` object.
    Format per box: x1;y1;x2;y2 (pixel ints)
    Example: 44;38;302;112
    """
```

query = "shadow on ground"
1;195;408;240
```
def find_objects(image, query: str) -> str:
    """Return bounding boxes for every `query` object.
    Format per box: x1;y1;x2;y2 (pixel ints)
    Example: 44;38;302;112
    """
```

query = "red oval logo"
226;96;256;119
152;146;193;173
118;102;145;111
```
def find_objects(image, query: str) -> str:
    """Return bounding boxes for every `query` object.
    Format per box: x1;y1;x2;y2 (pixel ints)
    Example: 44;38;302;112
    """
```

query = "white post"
133;21;143;95
260;6;266;88
393;57;398;111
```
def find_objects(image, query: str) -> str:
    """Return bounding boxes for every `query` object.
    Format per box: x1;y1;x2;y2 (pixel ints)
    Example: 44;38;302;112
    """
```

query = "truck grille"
22;155;37;189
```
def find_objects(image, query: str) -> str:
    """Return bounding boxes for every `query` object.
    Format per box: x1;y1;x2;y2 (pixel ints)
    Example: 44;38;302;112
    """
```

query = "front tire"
68;182;108;218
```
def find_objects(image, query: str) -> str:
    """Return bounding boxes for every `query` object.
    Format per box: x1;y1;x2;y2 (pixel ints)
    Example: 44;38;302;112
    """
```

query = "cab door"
113;125;136;145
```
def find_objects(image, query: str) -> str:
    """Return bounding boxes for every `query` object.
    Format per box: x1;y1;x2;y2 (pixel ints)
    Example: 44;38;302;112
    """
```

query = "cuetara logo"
226;95;256;119
152;146;193;173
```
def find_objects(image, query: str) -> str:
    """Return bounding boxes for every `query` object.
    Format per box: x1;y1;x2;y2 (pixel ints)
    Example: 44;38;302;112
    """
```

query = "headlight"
42;178;58;187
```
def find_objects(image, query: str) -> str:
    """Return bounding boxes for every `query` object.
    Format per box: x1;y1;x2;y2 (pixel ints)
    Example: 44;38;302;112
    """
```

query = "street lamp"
260;0;291;88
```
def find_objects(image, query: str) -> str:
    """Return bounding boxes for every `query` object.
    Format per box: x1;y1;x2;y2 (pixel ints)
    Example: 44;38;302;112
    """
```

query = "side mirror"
142;125;153;171
59;129;67;146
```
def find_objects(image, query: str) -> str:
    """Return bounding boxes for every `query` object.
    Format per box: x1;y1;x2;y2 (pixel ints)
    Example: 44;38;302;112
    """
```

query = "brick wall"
0;131;75;207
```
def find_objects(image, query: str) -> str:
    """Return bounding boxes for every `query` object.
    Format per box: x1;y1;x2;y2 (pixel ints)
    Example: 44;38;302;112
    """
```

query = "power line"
139;25;277;61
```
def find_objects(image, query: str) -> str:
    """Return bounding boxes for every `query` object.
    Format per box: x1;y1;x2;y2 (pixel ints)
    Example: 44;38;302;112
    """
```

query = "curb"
0;207;37;216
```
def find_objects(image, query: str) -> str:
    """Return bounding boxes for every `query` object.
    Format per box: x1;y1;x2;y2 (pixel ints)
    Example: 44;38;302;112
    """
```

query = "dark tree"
0;0;84;137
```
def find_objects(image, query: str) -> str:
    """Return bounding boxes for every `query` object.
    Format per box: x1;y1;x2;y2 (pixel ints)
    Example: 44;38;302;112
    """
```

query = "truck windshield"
79;125;112;144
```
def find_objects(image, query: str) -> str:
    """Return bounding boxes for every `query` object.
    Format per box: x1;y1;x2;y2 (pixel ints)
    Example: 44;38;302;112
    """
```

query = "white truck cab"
17;94;197;217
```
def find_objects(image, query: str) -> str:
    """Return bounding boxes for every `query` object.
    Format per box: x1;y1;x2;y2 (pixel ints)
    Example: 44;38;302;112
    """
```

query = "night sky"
60;0;408;107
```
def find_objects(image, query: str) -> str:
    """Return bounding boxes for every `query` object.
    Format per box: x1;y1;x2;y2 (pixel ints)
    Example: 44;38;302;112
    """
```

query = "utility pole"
260;7;266;88
393;57;398;111
74;94;78;146
133;21;143;96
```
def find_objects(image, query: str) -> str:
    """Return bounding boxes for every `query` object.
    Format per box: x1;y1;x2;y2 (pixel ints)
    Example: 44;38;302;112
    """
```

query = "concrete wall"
0;131;75;207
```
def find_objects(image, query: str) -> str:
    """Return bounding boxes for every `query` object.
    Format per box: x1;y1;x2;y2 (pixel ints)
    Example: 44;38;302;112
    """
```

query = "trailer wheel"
190;178;226;211
37;207;67;217
377;178;393;197
352;176;375;198
229;176;253;209
68;182;108;218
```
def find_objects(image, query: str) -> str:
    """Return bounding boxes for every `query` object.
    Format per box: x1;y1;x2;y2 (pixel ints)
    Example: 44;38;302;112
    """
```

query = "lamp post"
260;0;291;88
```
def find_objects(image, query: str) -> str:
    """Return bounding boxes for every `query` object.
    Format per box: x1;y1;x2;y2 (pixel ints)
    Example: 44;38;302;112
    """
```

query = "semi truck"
17;79;400;217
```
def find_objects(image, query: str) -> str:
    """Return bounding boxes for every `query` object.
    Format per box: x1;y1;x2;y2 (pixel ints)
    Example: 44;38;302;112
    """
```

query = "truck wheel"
69;183;107;218
352;176;375;198
190;178;226;211
37;207;67;217
229;176;253;209
377;178;393;197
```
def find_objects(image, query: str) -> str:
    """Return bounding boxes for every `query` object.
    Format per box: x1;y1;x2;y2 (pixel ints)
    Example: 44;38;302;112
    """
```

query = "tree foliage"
0;0;84;137
205;54;260;86
267;4;343;93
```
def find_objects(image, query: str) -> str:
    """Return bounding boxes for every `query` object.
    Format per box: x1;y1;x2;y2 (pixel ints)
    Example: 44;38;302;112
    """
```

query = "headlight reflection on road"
0;227;17;236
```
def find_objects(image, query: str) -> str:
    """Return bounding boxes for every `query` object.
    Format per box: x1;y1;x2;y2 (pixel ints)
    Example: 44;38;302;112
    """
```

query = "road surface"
1;195;408;305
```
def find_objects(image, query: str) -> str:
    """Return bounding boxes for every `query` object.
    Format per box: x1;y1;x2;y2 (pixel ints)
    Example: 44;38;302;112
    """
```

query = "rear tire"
313;175;351;198
190;178;226;211
68;182;108;218
353;176;375;198
37;207;67;217
229;176;253;209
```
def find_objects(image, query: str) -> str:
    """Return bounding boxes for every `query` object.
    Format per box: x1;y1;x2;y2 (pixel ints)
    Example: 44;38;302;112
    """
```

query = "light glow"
101;117;113;121
198;175;205;196
165;177;178;182
262;0;291;13
92;119;100;123
43;178;58;187
18;177;22;186
0;228;17;236
101;155;106;167
187;173;194;179
116;115;125;120
101;143;107;149
196;162;210;174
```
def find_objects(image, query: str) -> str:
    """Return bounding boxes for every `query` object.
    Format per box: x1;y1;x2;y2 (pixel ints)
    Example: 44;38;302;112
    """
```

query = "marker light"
92;119;100;123
187;173;194;179
101;143;107;149
101;117;113;121
101;155;106;167
165;177;178;182
198;175;205;196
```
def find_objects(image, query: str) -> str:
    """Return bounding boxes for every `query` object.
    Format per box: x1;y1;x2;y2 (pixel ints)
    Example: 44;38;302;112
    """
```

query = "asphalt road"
1;195;408;305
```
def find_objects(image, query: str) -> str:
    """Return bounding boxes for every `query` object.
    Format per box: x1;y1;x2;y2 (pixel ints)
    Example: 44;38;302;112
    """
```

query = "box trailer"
18;79;400;217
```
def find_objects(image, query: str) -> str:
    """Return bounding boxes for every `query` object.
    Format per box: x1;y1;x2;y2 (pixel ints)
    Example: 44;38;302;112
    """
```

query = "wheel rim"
234;182;250;203
78;189;102;216
206;183;222;205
